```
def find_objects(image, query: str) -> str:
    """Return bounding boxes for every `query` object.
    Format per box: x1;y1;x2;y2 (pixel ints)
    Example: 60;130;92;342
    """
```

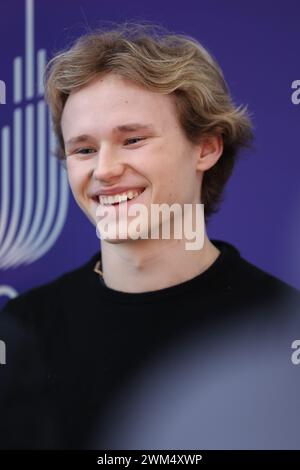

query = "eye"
124;137;146;146
74;147;96;155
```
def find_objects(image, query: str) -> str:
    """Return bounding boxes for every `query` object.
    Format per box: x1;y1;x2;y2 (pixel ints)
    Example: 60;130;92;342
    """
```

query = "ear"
195;134;223;171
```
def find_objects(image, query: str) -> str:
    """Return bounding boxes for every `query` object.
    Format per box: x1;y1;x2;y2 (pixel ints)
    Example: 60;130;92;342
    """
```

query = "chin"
99;234;137;244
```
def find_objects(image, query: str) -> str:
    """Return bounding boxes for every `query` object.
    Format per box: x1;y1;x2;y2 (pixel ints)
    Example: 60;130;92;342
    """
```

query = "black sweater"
1;240;300;449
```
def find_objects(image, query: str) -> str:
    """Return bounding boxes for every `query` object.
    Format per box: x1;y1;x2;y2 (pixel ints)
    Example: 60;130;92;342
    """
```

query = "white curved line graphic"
0;0;69;269
27;126;69;263
26;0;34;100
13;100;47;259
0;285;18;300
0;110;22;262
0;127;10;248
37;48;46;97
21;155;58;264
20;147;59;264
13;57;22;104
1;105;34;267
29;164;69;263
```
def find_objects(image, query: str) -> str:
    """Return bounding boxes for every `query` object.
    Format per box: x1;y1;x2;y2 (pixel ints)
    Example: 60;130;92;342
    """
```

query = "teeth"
98;189;143;205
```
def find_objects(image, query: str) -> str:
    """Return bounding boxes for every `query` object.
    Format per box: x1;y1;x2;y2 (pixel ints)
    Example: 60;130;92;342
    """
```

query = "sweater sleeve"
0;301;60;449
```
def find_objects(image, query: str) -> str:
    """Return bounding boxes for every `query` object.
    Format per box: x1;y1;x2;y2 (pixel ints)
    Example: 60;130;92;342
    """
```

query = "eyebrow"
65;123;155;147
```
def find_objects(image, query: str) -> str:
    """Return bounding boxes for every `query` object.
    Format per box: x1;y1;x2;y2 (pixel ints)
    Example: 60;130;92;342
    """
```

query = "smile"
96;188;146;206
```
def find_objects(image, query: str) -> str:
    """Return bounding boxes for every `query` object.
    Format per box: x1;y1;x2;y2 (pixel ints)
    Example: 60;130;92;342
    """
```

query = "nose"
92;145;125;181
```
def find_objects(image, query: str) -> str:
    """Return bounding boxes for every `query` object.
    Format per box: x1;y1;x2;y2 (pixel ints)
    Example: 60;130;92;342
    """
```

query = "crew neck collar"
88;240;241;303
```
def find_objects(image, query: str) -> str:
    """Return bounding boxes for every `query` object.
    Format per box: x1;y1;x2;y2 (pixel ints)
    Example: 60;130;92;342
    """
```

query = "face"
61;73;203;242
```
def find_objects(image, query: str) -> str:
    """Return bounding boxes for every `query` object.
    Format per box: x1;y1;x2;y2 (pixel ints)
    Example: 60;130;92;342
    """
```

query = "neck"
100;231;220;293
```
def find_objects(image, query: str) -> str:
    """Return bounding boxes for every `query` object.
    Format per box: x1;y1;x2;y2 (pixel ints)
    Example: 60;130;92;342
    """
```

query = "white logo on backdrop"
0;285;18;300
0;0;69;273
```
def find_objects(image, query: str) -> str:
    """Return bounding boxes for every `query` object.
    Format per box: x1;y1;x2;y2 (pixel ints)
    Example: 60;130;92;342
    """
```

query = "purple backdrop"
0;0;299;308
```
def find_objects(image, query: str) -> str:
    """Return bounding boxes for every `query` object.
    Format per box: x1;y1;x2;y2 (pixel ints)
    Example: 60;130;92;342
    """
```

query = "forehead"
61;73;179;138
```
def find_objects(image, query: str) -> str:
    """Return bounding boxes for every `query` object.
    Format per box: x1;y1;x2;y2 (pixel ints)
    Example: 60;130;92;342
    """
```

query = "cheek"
66;161;88;195
66;164;78;195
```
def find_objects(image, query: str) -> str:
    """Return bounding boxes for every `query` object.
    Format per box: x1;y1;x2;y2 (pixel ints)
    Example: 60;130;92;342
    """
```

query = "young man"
1;25;300;449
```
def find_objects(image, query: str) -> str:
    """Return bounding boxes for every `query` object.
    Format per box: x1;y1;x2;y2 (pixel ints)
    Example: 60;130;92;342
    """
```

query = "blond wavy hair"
45;24;253;218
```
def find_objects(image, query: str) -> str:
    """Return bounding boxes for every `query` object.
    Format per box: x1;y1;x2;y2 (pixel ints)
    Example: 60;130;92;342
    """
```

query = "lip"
92;186;146;197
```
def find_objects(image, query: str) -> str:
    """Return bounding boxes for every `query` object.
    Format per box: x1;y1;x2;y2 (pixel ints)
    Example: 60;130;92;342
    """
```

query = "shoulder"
0;253;99;327
213;239;300;313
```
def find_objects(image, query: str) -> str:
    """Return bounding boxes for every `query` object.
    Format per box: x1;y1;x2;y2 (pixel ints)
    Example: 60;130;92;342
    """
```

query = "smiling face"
61;73;204;242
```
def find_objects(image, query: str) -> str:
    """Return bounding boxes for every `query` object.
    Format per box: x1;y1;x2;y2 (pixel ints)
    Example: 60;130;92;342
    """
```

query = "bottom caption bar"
0;450;300;465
